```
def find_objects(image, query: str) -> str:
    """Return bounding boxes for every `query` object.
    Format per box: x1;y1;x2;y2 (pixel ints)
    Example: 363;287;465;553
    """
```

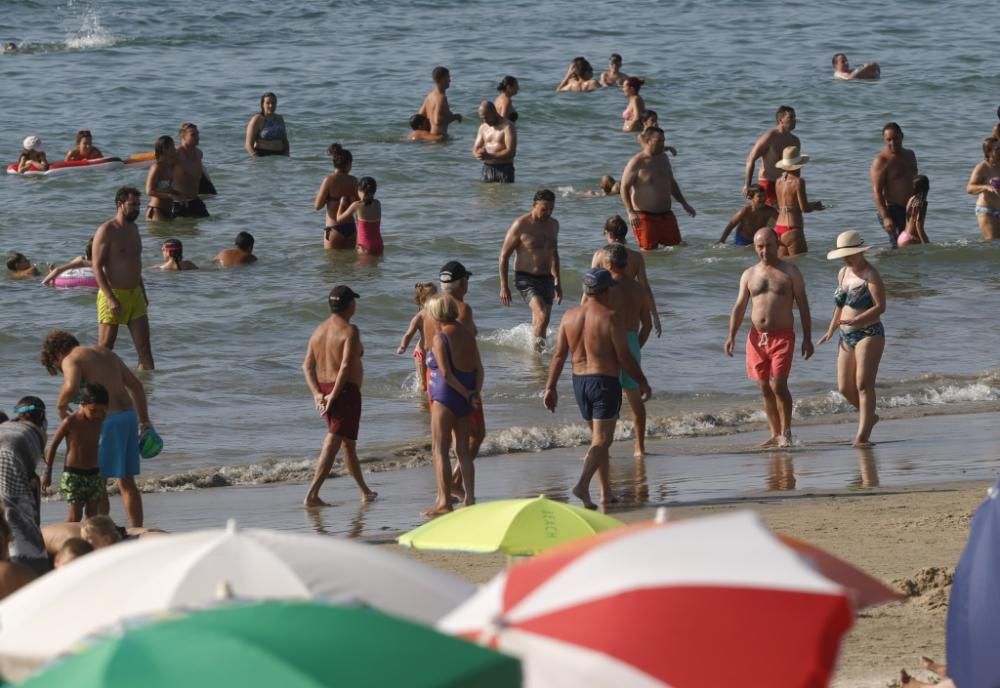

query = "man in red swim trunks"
620;127;696;249
742;105;800;205
724;228;813;448
302;285;377;506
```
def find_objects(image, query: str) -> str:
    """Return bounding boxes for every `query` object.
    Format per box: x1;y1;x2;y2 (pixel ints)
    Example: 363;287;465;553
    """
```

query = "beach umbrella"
20;601;522;688
440;510;858;688
946;481;1000;687
398;495;623;556
0;521;474;681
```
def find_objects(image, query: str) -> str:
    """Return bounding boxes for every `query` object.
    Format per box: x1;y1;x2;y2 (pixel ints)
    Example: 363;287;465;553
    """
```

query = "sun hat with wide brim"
775;145;810;170
827;230;871;259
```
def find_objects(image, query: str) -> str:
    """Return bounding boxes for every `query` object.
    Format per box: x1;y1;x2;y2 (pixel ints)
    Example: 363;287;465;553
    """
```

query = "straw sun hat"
826;230;871;260
775;145;810;170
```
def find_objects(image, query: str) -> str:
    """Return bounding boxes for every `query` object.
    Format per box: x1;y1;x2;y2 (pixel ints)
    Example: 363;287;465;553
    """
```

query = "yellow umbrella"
398;496;623;556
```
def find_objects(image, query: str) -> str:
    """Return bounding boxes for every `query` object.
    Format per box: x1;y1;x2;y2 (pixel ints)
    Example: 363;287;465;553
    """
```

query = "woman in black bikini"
312;143;358;250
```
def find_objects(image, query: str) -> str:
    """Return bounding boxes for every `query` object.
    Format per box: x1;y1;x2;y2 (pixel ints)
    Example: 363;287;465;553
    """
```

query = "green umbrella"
398;495;623;556
21;601;520;688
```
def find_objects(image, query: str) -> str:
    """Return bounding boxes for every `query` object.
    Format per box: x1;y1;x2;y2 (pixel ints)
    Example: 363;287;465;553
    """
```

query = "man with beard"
92;186;154;369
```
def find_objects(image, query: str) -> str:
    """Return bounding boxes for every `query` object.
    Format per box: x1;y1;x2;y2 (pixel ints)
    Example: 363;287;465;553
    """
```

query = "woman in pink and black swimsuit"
774;145;825;256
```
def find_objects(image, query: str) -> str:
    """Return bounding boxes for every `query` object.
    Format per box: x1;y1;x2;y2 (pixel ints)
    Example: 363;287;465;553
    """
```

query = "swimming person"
397;282;438;393
871;122;919;246
154;239;198;270
336;176;383;255
599;53;628;87
966;136;1000;240
418;66;462;137
214;231;257;267
832;53;880;80
16;136;48;173
472;101;517;183
42;382;109;522
314;143;359;250
557;57;599;92
898;175;930;246
817;230;886;447
620;127;696;248
621;77;645;132
64;130;103;161
494;75;519;122
423;293;483;517
5;253;40;279
92;186;154;370
725;228;813;448
406;113;445;142
717;184;778;245
774;146;825;256
244;91;289;157
544;268;650;509
302;286;377;506
42;239;93;286
742;105;799;204
145;135;178;222
498;189;562;351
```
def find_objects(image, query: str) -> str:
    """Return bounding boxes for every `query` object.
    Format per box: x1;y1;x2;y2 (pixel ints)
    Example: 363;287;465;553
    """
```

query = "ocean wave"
64;7;117;50
481;323;552;352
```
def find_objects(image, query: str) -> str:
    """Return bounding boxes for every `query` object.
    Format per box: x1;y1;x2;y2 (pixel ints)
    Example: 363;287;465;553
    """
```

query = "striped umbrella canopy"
440;510;868;688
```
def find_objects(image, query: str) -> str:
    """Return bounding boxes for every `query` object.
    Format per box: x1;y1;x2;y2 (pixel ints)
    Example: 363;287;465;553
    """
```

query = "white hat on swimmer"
22;136;43;153
826;230;871;260
775;145;809;171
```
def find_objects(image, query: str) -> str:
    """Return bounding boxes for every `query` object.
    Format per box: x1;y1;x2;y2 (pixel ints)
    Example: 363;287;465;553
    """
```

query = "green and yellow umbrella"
20;601;520;688
398;495;623;556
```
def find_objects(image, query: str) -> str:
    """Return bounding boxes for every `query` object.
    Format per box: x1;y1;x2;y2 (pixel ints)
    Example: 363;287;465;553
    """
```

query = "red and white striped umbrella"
440;511;858;688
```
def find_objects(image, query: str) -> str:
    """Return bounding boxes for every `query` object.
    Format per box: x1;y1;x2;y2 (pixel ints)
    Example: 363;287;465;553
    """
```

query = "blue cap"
582;267;618;294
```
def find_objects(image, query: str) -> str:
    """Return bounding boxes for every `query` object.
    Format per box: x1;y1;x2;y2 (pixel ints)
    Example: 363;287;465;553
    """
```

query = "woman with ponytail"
336;176;383;255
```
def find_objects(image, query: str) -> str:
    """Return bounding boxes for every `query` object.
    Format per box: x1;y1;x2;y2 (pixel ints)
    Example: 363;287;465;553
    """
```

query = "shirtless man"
172;122;214;219
717;184;778;245
92;186;154;370
41;330;153;527
418;66;462;138
499;189;562;351
429;262;487;475
472;101;517;183
620;127;696;250
871;122;919;246
214;231;257;267
832;53;881;80
302;286;377;506
743;106;800;205
725;228;813;448
966;136;1000;240
601;244;652;458
544;268;650;509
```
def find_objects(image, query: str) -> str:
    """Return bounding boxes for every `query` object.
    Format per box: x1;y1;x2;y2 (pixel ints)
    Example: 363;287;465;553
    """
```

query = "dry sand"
393;480;990;688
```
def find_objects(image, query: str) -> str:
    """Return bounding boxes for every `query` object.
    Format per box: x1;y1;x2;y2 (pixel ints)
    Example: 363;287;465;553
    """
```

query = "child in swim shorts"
397;282;437;392
42;383;109;522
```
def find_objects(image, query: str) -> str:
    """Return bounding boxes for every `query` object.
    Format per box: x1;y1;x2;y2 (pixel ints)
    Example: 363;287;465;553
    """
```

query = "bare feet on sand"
572;485;597;510
362;491;378;502
855;414;879;447
421;504;452;518
759;435;780;448
775;432;792;448
303;497;332;508
899;656;952;688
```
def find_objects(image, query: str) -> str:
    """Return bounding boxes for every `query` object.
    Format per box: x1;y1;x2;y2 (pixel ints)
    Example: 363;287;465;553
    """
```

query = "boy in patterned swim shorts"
42;383;109;522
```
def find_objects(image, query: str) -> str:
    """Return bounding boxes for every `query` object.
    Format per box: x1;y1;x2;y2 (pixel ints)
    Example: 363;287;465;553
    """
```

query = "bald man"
472;100;517;183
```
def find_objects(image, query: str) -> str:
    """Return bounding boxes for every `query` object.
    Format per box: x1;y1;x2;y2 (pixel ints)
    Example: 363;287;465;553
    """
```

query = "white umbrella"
0;520;474;681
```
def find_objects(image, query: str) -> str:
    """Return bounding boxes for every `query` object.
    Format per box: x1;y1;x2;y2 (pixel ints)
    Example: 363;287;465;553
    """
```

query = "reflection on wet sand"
853;446;880;488
766;453;797;491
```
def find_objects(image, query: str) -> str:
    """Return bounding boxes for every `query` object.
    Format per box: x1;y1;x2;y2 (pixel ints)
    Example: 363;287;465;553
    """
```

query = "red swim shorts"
633;211;681;249
757;179;778;206
319;381;362;440
746;328;795;381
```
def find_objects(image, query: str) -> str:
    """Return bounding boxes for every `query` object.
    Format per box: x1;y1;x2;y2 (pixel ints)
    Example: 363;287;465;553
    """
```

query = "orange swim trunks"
633;211;681;249
757;179;778;206
746;328;795;380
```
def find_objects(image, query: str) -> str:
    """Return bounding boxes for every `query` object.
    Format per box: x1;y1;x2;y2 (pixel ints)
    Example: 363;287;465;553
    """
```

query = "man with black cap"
302;285;377;506
544;268;650;509
433;261;486;492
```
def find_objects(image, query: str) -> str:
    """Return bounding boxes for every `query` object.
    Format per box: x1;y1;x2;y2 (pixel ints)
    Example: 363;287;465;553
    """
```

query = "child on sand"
898;175;930;246
42;383;109;522
154;238;199;270
717;184;779;245
397;282;438;392
5;252;40;278
337;176;383;255
16;136;48;173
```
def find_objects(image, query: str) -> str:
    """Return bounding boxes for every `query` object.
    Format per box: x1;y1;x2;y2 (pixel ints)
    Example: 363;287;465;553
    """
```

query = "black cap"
439;261;472;283
328;285;360;312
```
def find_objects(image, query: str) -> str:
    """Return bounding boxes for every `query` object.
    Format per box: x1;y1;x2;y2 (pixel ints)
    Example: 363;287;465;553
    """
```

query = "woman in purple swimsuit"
423;294;483;517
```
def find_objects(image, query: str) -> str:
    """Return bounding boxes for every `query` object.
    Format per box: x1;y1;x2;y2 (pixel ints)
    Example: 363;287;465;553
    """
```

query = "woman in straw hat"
774;145;825;256
817;230;886;447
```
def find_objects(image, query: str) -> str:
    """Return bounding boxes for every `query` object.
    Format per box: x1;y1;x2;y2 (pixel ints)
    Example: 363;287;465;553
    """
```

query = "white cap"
22;136;43;153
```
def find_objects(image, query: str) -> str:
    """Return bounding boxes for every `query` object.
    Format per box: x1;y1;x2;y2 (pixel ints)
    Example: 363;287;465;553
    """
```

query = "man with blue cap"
543;268;650;509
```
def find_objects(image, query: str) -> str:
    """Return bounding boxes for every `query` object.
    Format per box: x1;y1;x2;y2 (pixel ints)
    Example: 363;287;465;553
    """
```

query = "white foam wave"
481;323;552;352
64;8;117;50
